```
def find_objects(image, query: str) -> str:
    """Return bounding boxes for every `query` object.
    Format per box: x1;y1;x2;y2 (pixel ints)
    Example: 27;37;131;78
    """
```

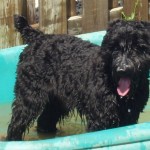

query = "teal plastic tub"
0;31;150;150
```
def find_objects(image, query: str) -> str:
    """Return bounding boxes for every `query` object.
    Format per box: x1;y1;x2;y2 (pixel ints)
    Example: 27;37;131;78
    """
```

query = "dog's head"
101;20;150;98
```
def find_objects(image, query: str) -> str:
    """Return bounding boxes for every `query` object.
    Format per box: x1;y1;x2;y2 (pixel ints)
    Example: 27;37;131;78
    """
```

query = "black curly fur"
7;15;150;140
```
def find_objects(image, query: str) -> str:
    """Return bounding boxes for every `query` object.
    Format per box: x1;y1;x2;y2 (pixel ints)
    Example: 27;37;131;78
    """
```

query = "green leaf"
121;0;142;21
130;12;135;20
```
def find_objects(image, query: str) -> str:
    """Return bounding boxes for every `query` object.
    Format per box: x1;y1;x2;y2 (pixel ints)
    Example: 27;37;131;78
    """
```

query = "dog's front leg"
85;94;119;131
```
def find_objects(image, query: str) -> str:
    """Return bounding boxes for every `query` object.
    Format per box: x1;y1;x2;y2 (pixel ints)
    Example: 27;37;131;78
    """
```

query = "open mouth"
117;77;131;97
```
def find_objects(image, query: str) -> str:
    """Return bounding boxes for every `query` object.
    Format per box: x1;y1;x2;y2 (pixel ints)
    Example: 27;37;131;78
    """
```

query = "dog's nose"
116;55;133;74
117;67;126;72
117;65;127;72
116;65;132;74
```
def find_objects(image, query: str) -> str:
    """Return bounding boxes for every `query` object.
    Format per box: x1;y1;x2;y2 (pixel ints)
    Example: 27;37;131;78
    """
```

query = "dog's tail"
14;14;43;44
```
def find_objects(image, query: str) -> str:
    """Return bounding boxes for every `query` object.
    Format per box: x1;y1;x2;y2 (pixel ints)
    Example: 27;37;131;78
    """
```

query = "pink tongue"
117;78;131;96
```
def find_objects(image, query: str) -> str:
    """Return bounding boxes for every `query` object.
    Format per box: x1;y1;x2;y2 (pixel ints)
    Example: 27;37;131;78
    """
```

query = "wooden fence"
123;0;149;21
0;0;149;49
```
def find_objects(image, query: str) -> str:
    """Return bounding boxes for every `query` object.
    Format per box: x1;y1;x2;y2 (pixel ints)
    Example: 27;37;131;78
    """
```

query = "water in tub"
0;100;150;140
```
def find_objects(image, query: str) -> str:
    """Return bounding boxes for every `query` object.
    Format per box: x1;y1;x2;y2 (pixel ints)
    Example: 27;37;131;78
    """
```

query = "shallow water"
0;102;86;141
0;101;150;141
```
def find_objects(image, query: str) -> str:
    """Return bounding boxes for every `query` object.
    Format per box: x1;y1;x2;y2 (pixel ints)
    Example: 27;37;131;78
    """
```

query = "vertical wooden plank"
123;0;135;18
39;0;67;34
26;0;36;24
123;0;148;21
140;0;149;20
109;0;118;10
67;0;76;18
0;0;23;49
82;0;108;33
113;0;119;8
21;0;27;18
109;0;113;10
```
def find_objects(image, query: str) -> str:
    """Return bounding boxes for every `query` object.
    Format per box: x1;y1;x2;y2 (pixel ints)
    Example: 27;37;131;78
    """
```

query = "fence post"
39;0;67;34
109;0;119;9
0;0;24;49
26;0;37;24
67;0;76;18
123;0;149;21
82;0;108;33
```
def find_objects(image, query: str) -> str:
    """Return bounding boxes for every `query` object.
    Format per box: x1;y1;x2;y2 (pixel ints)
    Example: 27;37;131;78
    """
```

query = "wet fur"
7;15;150;140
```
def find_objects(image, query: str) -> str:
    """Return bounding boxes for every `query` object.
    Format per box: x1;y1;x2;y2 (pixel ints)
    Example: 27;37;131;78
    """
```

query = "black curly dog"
7;15;150;140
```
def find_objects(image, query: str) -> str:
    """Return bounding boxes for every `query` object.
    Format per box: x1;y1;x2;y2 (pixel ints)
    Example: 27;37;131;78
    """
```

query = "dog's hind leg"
6;82;49;141
37;96;69;133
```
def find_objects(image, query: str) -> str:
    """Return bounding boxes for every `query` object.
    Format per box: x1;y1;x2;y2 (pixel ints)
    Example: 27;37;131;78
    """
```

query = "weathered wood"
123;0;149;21
109;0;119;9
31;23;39;29
21;0;27;18
3;0;149;49
108;0;113;10
114;0;119;8
110;6;123;21
0;0;23;49
68;16;82;35
39;0;67;34
82;0;108;33
26;0;37;24
140;0;149;20
67;0;76;18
